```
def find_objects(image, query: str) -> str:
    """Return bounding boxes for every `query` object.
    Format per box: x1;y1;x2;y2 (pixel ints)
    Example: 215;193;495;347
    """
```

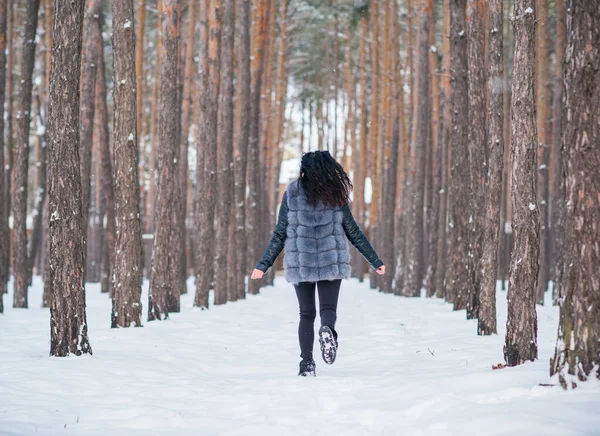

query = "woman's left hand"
251;269;265;280
376;265;386;275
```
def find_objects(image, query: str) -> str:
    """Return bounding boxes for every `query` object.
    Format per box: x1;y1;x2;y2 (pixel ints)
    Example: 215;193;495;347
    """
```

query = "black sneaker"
298;359;316;377
318;325;338;365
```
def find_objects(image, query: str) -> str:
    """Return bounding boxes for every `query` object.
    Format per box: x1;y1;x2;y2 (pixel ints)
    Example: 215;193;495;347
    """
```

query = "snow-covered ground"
1;277;598;436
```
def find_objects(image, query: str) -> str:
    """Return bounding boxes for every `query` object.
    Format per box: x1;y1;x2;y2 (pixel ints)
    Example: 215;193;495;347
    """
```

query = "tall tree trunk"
369;0;380;265
354;12;368;282
401;0;430;297
380;0;397;294
4;0;14;246
194;0;210;307
466;0;486;319
48;0;92;357
425;0;440;297
504;0;539;366
148;0;182;320
111;0;143;328
79;0;101;277
550;0;599;387
0;0;8;305
478;0;503;335
535;0;550;305
233;0;250;300
179;0;196;295
246;0;268;295
135;0;146;150
12;0;40;308
433;0;451;299
445;0;470;309
214;0;234;306
550;0;565;305
195;0;222;306
96;16;115;296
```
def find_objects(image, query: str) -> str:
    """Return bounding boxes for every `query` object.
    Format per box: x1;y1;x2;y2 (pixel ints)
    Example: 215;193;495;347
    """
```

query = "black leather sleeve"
255;192;288;272
341;204;384;270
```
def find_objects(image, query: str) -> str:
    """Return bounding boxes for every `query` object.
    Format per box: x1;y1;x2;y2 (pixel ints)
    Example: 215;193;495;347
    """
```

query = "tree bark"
214;0;234;306
550;0;599;388
401;0;430;297
194;0;210;308
12;0;40;308
79;0;101;274
445;0;470;309
48;0;92;357
233;0;250;300
466;0;486;319
179;0;196;296
550;0;565;305
535;0;550;305
433;0;451;300
504;0;539;366
96;17;115;296
246;0;267;295
111;0;143;328
148;0;182;321
3;0;14;251
195;0;221;306
478;0;503;335
0;0;8;305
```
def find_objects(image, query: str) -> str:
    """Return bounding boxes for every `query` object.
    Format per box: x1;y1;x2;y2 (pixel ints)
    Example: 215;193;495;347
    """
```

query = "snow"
1;277;599;435
524;7;534;15
124;20;132;29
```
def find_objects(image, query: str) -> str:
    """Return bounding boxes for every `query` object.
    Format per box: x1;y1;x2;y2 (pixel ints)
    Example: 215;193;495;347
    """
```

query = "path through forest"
1;278;598;435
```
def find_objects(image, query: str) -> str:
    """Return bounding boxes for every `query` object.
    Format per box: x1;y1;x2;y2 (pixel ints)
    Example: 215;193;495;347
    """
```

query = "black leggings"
294;279;341;361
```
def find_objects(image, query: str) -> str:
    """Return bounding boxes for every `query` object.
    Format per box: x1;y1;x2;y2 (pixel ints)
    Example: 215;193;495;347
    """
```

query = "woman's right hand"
376;265;386;275
251;269;265;280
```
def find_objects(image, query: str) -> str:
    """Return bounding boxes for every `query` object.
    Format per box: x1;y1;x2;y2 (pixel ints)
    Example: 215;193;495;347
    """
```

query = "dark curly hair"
299;150;353;208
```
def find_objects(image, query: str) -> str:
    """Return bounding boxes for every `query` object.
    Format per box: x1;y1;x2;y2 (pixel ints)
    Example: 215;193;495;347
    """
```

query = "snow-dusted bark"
0;0;8;309
504;0;539;366
550;0;599;388
214;0;235;305
478;0;503;336
148;0;182;321
445;0;470;309
111;0;143;327
47;0;91;356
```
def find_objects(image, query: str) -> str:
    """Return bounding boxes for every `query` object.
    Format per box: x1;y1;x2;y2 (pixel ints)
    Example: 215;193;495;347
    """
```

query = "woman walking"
251;151;385;376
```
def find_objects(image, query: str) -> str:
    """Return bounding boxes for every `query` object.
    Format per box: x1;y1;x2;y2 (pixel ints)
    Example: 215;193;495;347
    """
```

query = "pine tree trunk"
214;0;234;306
194;0;210;308
179;0;196;296
354;12;368;282
425;0;439;297
3;0;14;247
195;0;221;305
148;0;182;320
535;0;550;305
12;0;40;308
504;0;539;366
433;0;451;300
0;0;8;304
135;0;146;150
233;0;250;300
111;0;143;328
445;0;470;309
478;0;503;335
79;0;101;276
247;0;268;295
47;0;92;357
466;0;486;319
401;0;430;297
550;0;565;305
96;18;115;296
550;0;599;387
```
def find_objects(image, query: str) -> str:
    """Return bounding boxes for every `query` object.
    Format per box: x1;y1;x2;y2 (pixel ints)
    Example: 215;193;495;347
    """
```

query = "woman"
251;151;385;376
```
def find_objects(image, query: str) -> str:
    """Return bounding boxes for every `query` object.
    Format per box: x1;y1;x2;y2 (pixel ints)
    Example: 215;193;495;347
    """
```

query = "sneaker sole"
299;370;316;377
318;326;337;365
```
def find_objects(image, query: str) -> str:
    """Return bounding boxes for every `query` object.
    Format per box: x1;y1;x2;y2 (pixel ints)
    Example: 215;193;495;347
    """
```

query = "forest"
0;0;598;409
